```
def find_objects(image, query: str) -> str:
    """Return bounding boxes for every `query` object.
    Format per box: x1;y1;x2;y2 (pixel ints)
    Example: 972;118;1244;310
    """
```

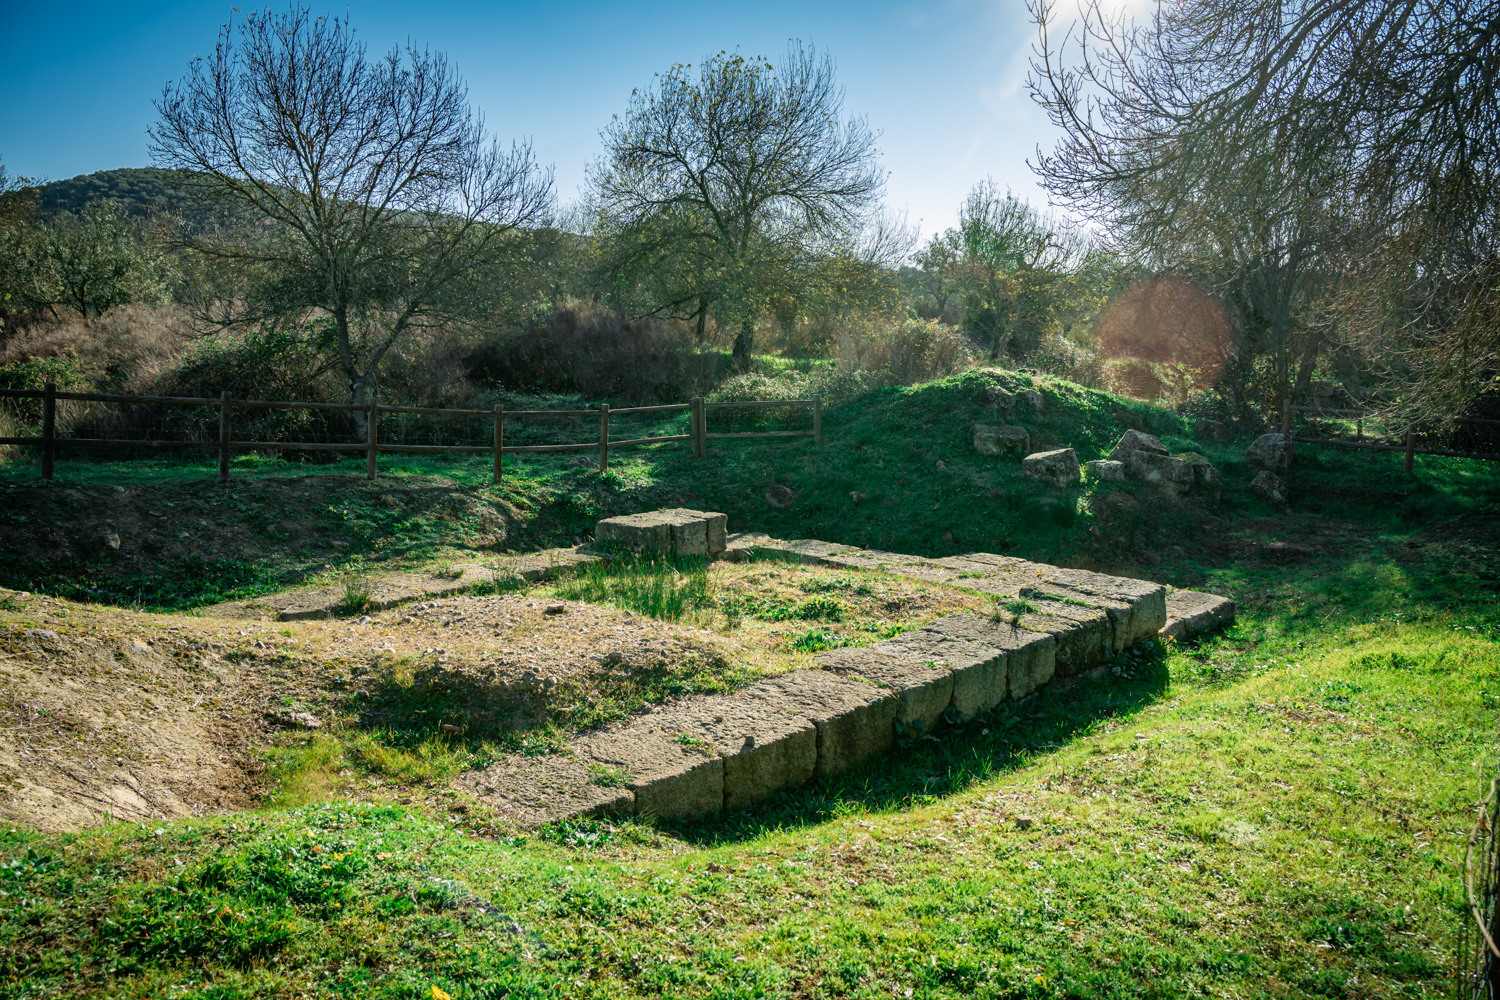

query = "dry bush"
464;301;724;404
0;304;196;390
1023;332;1106;389
860;317;974;387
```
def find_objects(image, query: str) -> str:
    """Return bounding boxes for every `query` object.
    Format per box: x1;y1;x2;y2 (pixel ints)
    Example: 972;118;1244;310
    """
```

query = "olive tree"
150;6;552;426
588;46;886;369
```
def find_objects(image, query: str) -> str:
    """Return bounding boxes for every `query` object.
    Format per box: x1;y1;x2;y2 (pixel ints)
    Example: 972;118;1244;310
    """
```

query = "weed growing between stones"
554;554;712;621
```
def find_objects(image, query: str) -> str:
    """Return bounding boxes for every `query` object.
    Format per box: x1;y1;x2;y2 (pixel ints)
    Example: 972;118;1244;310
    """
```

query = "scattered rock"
1263;539;1314;561
1109;429;1169;462
331;540;350;549
982;386;1015;411
1019;388;1044;413
440;723;462;734
935;460;947;471
1021;448;1081;487
1084;459;1125;481
940;531;956;545
971;423;1031;459
849;491;868;504
1249;469;1289;503
545;604;567;616
603;651;624;666
25;628;59;640
1015;815;1035;831
1125;451;1194;493
764;483;797;509
1176;452;1223;498
1193;418;1231;443
1247;433;1292;471
102;533;121;551
358;615;372;625
269;710;322;730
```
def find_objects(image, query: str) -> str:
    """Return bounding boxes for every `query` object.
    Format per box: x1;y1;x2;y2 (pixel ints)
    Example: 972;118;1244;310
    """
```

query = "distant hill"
29;167;203;221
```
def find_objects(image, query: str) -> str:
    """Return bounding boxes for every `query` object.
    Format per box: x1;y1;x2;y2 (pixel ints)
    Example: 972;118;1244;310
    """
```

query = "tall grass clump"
555;555;711;620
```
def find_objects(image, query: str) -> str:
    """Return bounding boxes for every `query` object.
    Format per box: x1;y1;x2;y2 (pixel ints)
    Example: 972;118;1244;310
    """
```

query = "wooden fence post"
1405;425;1416;475
599;403;610;472
501;404;513;485
366;393;379;480
40;382;56;480
692;396;705;458
218;390;233;483
812;394;822;445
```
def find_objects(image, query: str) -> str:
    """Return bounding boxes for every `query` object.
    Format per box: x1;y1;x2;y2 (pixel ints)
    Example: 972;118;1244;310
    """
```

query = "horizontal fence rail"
1276;397;1500;473
0;383;821;483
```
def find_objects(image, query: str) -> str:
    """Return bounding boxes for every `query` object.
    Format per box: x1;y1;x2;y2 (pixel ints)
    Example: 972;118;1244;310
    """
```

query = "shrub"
863;317;974;387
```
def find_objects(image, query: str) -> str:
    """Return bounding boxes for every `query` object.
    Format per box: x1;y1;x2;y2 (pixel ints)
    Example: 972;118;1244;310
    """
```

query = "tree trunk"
732;317;754;372
695;299;708;344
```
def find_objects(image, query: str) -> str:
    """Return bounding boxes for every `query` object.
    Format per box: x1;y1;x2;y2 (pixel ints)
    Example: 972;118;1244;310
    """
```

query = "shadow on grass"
654;640;1171;847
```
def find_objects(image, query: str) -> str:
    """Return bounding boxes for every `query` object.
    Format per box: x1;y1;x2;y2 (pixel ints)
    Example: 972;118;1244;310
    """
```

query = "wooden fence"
1278;398;1500;473
0;383;821;482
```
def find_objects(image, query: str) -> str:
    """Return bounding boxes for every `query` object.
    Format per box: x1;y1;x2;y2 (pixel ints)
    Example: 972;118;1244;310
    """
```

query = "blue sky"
0;0;1068;239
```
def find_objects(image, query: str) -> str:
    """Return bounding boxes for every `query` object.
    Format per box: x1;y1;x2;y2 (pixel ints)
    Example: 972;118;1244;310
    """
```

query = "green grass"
2;367;1499;996
2;615;1495;998
553;554;713;621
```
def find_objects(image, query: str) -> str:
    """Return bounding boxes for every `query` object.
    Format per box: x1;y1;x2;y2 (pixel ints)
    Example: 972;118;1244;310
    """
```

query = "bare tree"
1027;0;1500;416
588;46;886;369
150;6;553;428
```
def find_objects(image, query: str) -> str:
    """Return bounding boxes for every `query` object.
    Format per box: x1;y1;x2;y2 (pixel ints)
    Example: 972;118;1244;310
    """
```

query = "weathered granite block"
761;669;898;779
816;645;954;731
595;512;674;555
1012;598;1111;677
670;687;818;810
922;613;1056;699
579;724;724;820
883;627;1007;717
1027;567;1167;648
1161;589;1236;640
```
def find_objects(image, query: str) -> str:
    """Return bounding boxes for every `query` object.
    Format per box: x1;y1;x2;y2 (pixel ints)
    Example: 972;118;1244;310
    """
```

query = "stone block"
595;512;673;555
669;686;817;810
921;613;1056;699
1109;429;1169;462
1085;459;1125;481
761;669;898;779
1021;448;1081;487
1024;566;1167;649
816;645;953;732
657;508;728;555
1019;388;1045;413
461;753;634;826
882;627;1007;717
1249;469;1289;503
972;423;1031;459
1194;418;1231;443
1176;452;1221;494
1162;589;1236;640
579;723;724;820
1012;598;1112;678
1125;450;1194;493
1247;433;1292;471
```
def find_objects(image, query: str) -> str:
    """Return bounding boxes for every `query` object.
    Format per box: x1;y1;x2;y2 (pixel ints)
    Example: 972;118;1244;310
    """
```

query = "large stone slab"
922;614;1056;699
973;423;1030;458
1011;598;1112;678
816;645;954;732
877;628;1007;718
669;685;817;810
1023;567;1167;649
1161;589;1236;640
579;722;724;820
1022;448;1081;487
595;512;675;555
655;508;729;555
460;754;634;825
758;669;898;779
